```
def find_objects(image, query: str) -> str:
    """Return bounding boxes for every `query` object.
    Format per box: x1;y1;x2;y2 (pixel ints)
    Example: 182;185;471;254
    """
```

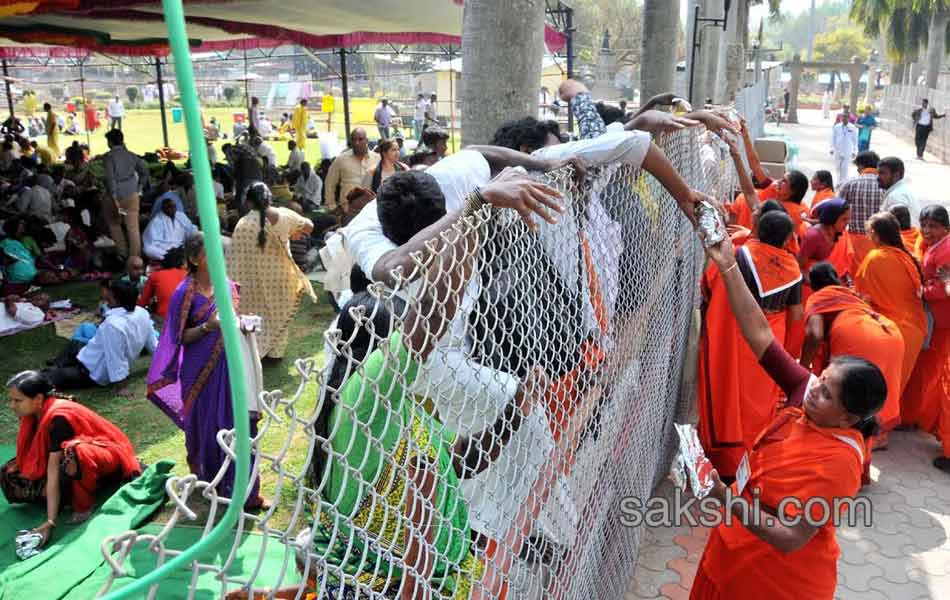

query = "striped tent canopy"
0;1;566;55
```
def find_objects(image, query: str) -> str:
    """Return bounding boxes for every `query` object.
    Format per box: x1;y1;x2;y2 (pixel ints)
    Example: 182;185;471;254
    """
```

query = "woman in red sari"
692;234;886;600
83;99;99;133
1;370;140;547
902;205;950;472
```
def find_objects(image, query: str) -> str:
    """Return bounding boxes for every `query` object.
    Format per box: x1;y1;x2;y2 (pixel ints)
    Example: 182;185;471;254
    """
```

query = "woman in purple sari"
146;232;267;509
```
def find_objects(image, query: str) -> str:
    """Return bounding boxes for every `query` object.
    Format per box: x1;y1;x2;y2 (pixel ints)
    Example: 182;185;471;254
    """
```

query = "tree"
223;86;237;103
813;22;872;62
125;86;138;105
460;0;545;145
640;0;679;101
923;1;950;89
571;0;643;71
762;1;852;60
851;0;932;84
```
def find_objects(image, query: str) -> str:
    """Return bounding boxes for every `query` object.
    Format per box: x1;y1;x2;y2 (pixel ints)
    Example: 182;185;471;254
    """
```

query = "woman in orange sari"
805;170;835;216
855;212;926;403
788;199;852;356
890;205;924;261
801;263;905;448
699;211;802;478
902;205;950;472
692;234;886;600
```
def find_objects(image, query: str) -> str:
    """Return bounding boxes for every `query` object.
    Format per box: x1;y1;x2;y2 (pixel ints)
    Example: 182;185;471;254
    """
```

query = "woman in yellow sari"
43;102;60;159
227;181;316;360
855;212;927;423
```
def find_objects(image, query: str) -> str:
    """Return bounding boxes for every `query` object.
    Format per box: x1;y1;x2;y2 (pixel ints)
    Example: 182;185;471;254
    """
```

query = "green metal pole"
102;0;251;595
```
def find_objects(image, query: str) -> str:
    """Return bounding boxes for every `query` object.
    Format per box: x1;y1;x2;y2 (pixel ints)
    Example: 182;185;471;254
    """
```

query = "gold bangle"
46;519;56;528
462;188;486;220
722;263;739;275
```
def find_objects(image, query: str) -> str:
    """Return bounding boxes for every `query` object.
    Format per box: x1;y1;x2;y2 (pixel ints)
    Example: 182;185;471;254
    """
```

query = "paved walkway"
624;108;950;600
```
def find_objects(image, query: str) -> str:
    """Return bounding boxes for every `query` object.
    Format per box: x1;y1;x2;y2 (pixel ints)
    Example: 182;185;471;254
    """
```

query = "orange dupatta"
697;242;801;477
855;246;926;391
805;286;906;431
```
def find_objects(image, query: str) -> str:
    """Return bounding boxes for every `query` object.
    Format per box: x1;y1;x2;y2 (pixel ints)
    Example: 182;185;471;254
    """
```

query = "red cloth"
16;397;139;481
138;267;188;318
62;438;132;513
920;235;950;328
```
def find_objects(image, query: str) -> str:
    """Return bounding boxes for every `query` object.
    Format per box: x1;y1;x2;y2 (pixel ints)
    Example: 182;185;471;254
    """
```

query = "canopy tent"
0;0;572;145
0;1;566;54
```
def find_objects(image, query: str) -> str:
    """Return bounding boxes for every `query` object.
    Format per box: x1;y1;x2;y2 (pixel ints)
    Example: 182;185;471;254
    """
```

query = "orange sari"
902;236;950;454
691;408;865;600
805;286;906;431
901;228;923;261
697;241;801;477
805;188;835;216
855;247;926;392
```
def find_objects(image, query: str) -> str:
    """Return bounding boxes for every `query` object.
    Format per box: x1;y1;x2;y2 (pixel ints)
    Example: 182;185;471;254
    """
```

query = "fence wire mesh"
98;127;738;600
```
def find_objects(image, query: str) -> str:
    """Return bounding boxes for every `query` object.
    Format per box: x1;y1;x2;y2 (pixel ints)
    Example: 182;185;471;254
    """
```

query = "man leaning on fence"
912;98;946;161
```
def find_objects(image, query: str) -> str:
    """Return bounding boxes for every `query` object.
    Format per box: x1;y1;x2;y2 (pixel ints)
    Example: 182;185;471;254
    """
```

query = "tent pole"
243;48;249;106
448;46;456;153
156;57;170;148
565;5;575;133
1;58;13;119
79;58;90;148
340;48;351;140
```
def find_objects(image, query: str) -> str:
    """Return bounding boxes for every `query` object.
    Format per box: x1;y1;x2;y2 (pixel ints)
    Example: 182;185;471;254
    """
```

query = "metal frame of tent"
0;1;575;149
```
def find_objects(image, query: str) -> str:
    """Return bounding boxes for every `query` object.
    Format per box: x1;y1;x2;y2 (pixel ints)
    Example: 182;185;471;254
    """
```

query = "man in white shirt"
413;93;428;141
292;161;322;210
142;195;198;261
912;98;946;160
45;280;156;391
878;156;921;225
830;113;858;185
286;140;305;171
107;96;124;131
248;96;261;135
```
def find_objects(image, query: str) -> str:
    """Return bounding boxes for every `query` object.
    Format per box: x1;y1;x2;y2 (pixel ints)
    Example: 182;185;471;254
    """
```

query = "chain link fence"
96;126;738;600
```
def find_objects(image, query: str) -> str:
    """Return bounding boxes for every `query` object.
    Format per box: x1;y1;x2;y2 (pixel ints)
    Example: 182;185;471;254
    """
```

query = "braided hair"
245;181;272;250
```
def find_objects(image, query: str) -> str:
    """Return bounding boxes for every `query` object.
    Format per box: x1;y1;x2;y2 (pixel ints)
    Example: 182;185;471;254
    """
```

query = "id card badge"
735;453;751;496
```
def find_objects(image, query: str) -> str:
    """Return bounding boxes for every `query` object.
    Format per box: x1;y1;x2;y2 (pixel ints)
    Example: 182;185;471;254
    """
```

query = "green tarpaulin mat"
0;443;173;600
75;523;303;599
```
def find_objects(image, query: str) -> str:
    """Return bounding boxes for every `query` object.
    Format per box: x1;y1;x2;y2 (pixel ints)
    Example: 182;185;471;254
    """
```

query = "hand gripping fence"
98;9;742;597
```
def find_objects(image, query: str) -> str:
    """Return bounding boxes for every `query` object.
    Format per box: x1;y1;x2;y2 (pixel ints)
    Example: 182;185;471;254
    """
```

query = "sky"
679;0;826;25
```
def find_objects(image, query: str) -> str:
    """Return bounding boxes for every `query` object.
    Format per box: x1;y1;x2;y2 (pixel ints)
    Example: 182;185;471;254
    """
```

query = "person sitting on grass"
138;245;188;322
43;279;156;395
2;370;141;548
292;161;322;211
0;293;49;335
286;139;304;172
142;194;198;262
120;256;146;295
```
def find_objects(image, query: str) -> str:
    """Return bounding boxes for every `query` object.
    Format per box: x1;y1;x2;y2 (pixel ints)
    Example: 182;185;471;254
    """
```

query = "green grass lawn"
62;107;462;166
0;279;337;532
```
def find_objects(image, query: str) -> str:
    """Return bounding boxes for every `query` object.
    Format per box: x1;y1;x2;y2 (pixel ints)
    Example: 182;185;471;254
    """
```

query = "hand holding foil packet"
696;200;727;248
674;423;715;499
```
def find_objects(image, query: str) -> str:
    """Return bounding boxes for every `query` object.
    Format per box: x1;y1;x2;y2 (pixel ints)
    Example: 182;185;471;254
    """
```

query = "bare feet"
68;510;92;524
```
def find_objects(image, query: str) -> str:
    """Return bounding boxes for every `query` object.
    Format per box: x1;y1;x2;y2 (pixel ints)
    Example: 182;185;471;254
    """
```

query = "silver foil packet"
674;423;715;499
696;200;727;248
15;529;44;560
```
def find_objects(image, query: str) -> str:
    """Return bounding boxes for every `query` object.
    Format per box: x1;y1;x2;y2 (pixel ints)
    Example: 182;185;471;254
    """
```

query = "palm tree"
460;0;546;145
640;0;680;101
922;1;950;89
851;0;931;85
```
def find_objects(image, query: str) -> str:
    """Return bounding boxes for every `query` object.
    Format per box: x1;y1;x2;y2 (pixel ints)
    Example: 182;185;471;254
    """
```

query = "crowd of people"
0;77;946;600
